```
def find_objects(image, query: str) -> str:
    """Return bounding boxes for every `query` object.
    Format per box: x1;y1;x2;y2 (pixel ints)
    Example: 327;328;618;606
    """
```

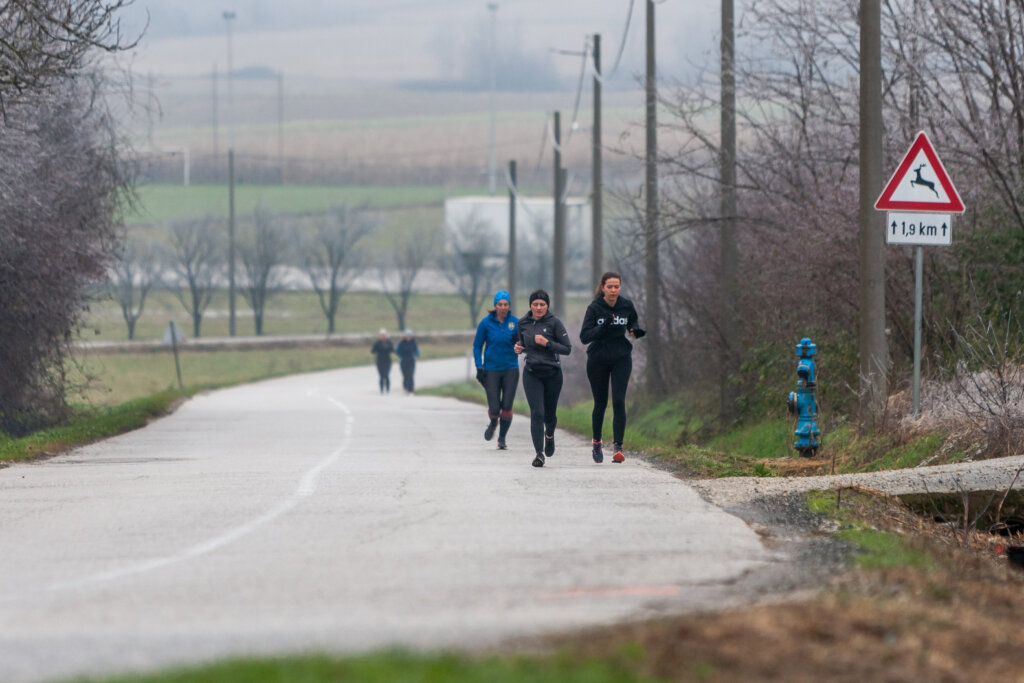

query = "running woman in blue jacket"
579;272;645;463
395;329;420;395
472;290;520;450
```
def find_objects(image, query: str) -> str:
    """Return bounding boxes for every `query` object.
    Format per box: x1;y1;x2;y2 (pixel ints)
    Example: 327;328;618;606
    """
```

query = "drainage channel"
898;490;1024;567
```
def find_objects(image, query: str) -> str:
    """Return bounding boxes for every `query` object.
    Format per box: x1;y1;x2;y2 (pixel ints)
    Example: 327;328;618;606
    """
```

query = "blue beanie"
493;290;510;306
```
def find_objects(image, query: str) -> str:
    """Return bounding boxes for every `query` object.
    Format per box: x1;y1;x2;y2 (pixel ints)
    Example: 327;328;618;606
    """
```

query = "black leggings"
587;354;632;445
485;368;519;419
376;361;391;393
400;359;415;392
522;367;563;454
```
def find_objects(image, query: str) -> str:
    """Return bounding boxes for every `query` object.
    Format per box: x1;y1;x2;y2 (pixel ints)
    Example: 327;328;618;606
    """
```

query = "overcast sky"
121;1;723;85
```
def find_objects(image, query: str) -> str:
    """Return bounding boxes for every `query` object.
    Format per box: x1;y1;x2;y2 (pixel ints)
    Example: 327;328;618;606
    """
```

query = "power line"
607;0;636;79
547;36;591;152
564;37;591;148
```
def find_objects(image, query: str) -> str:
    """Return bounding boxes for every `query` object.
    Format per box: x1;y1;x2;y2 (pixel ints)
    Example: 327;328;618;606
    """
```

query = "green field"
72;342;470;406
83;291;475;341
84;290;593;342
125;183;490;224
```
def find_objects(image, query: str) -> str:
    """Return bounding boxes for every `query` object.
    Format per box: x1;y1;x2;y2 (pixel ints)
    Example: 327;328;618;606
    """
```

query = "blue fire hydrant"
787;337;821;457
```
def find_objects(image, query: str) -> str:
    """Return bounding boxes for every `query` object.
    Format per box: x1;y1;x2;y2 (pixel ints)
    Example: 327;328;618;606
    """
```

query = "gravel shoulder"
688;454;1024;509
649;453;1024;612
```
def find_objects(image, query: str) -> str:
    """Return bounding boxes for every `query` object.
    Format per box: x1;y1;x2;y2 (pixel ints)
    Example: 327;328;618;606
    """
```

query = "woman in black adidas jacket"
579;272;645;464
513;289;572;468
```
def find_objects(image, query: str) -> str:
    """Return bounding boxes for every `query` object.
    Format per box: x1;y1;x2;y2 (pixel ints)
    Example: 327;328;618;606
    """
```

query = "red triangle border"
875;131;965;213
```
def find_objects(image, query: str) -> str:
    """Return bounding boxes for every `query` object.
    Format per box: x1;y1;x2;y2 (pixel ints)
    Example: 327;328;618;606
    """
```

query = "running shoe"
497;440;507;450
612;443;625;463
544;434;555;457
484;420;497;441
592;440;604;463
532;452;545;467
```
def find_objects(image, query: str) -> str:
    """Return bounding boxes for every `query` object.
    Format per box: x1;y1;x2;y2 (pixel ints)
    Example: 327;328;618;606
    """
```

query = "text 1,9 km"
885;212;952;246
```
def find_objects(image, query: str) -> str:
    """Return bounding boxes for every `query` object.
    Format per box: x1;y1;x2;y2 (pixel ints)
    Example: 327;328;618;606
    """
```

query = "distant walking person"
371;328;394;394
514;289;571;468
395;329;420;395
579;272;645;463
473;290;520;450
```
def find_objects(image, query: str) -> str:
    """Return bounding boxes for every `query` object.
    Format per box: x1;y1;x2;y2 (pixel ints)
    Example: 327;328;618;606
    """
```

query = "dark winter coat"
517;310;571;376
371;339;394;368
395;339;419;365
579;295;646;363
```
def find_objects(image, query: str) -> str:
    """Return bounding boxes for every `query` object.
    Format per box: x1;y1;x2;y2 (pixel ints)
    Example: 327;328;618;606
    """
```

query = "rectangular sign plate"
886;212;952;246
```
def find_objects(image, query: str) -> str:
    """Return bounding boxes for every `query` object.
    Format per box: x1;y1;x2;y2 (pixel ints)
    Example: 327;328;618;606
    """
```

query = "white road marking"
46;396;354;592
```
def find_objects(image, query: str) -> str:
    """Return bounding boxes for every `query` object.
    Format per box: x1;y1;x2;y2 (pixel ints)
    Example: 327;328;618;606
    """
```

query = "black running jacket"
579;295;645;363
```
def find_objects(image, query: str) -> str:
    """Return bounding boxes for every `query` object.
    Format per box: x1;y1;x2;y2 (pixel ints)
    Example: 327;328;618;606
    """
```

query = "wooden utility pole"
212;65;218;165
592;33;603;287
645;0;664;394
859;0;888;426
228;150;237;337
508;159;517;307
719;0;738;425
553;111;566;314
278;71;285;185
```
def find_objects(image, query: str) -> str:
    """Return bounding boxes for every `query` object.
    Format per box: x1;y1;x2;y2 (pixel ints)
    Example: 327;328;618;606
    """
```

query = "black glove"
630;326;647;339
476;368;487;386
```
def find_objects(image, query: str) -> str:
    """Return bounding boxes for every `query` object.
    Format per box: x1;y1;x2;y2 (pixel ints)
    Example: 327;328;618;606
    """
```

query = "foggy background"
117;0;725;191
120;1;720;86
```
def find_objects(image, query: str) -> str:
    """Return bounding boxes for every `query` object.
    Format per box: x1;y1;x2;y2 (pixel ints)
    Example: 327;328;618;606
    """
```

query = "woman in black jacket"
579;272;645;463
513;289;571;468
371;328;394;394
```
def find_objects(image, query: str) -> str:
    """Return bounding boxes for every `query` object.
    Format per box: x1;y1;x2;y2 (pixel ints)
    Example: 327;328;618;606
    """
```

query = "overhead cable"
546;36;591;153
607;0;636;79
563;36;591;149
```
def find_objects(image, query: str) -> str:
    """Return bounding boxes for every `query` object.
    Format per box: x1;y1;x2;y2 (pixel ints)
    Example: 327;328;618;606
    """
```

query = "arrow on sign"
886;211;952;245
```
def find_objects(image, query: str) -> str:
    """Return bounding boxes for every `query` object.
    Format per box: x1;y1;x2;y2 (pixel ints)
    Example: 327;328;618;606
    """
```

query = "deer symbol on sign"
910;164;940;198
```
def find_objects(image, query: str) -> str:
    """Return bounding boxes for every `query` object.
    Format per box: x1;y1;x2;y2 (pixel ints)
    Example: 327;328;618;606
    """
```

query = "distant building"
443;195;593;293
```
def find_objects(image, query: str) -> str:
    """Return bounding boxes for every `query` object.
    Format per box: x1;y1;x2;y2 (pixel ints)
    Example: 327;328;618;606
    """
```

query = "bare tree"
109;240;161;340
0;77;131;433
443;211;504;328
301;205;372;334
239;208;289;335
379;229;436;331
0;1;140;116
167;217;221;338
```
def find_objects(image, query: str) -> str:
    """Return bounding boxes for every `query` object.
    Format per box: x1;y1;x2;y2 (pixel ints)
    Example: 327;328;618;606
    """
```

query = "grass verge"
74;342;469;406
423;382;968;478
0;391;187;464
3;344;467;463
81;649;660;683
807;489;935;570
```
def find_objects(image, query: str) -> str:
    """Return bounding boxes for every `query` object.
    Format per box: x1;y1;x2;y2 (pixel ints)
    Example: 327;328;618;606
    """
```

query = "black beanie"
529;290;550;305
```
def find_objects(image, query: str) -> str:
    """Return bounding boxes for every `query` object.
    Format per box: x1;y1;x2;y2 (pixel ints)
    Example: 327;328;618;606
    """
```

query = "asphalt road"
0;358;774;682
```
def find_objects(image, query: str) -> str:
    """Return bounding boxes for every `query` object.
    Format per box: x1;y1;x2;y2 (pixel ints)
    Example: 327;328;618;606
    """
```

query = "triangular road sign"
875;131;964;213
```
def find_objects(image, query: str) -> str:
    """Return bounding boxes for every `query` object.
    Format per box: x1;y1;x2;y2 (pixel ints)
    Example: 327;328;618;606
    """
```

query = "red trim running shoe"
592;440;604;463
612;443;625;463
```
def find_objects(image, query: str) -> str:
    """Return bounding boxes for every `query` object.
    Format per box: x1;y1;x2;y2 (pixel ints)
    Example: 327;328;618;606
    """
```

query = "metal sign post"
875;131;965;417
